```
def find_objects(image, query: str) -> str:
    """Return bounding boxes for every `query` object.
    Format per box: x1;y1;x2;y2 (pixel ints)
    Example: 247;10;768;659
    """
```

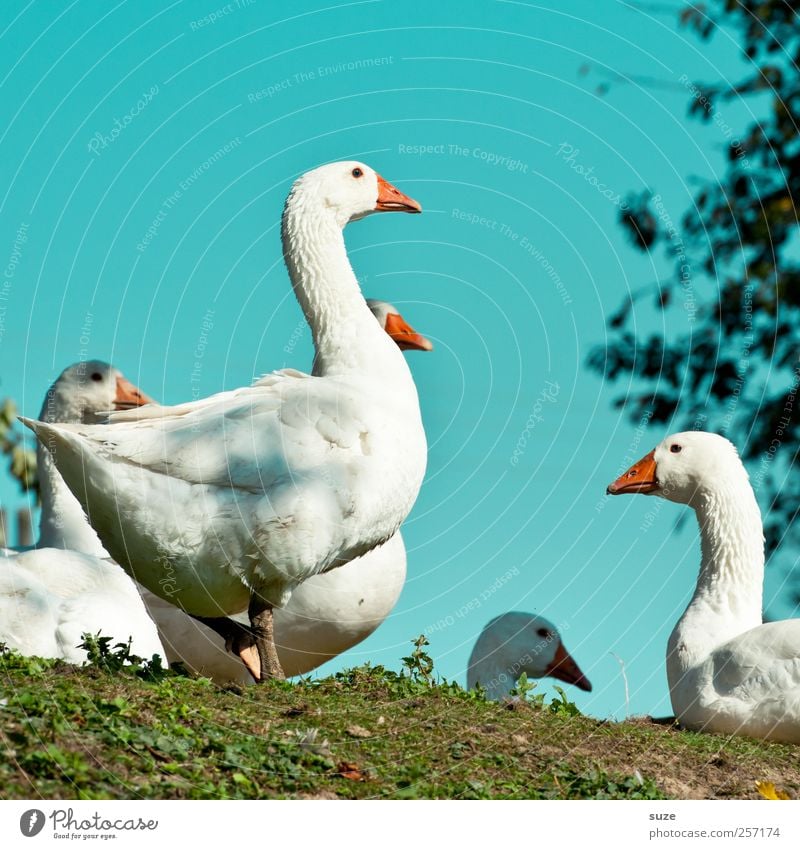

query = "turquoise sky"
0;0;785;720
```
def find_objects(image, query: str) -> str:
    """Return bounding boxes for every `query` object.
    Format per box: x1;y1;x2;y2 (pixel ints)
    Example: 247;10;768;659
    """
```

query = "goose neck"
692;481;764;614
36;393;109;556
673;478;764;662
281;200;412;383
36;442;108;555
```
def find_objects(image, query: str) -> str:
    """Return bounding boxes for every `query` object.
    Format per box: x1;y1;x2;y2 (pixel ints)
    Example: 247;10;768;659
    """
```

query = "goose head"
470;611;592;693
606;431;745;505
367;299;433;352
289;161;421;227
38;360;154;424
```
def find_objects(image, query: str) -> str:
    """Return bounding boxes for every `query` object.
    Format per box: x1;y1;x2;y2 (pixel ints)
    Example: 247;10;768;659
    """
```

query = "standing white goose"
608;431;800;743
24;162;426;681
0;362;164;663
467;611;592;700
143;301;433;683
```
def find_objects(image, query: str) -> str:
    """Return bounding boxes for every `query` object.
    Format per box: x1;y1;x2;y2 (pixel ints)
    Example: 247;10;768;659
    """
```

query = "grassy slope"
1;649;798;801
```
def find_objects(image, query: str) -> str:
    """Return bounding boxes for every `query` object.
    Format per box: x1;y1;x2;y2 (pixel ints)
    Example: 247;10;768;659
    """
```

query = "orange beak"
545;643;592;692
114;375;155;410
384;311;433;352
607;449;660;495
375;174;422;213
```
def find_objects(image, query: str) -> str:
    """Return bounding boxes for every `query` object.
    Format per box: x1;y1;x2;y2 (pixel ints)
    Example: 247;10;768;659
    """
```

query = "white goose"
364;298;433;353
1;362;164;664
143;301;432;683
467;611;592;700
25;162;426;681
608;431;800;743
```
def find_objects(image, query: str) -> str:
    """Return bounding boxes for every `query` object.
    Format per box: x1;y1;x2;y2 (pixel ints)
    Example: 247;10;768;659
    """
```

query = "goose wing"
47;369;374;494
713;621;800;694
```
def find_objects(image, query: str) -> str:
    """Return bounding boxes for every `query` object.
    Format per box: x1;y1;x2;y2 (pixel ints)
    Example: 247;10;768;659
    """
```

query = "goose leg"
249;595;285;682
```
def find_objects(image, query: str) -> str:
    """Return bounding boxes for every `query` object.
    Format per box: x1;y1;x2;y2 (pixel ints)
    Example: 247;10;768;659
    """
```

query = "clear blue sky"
0;0;784;720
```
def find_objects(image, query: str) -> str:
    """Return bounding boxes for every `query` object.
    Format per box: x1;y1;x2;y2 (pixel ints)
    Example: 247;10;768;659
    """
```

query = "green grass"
0;643;797;800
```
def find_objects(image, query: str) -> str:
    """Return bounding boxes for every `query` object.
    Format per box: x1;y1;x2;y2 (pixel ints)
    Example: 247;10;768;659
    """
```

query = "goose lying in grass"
24;162;426;681
0;362;164;664
608;431;800;744
467;611;592;700
142;301;432;683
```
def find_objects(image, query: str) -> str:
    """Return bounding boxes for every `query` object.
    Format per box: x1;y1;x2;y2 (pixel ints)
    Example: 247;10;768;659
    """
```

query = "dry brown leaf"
336;761;366;781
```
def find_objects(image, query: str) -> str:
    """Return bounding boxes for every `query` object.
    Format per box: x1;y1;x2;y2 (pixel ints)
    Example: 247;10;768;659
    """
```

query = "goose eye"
536;628;550;639
351;167;363;178
90;372;103;382
670;444;682;454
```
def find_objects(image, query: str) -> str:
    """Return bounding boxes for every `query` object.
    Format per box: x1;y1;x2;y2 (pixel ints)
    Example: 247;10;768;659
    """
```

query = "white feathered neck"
281;177;416;390
35;378;110;557
669;464;764;673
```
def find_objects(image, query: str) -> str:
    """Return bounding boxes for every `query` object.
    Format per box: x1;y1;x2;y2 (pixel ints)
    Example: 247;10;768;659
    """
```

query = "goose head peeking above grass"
467;611;592;701
608;431;800;744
